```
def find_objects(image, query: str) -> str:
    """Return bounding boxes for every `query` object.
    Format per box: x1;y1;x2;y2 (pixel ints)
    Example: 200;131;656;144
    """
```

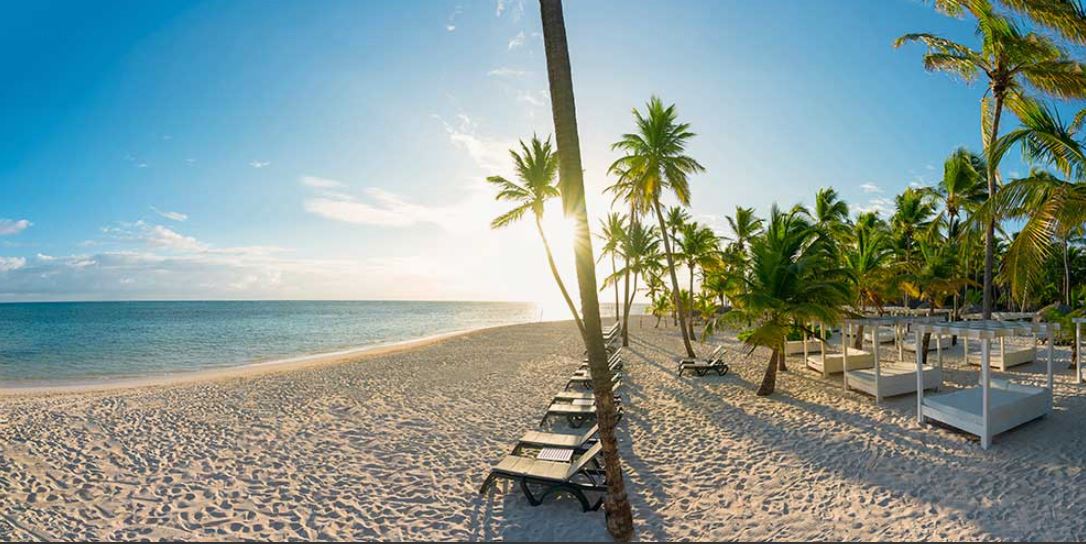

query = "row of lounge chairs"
479;323;626;512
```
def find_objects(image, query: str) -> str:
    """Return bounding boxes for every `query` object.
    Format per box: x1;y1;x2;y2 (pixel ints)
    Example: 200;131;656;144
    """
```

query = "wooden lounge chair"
554;375;622;402
565;369;622;390
677;345;729;376
579;350;624;371
478;442;607;512
540;398;622;428
514;424;598;453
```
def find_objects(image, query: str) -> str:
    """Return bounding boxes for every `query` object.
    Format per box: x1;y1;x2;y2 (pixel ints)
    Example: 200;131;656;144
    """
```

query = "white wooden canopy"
911;320;1058;449
961;311;1035;322
841;315;948;402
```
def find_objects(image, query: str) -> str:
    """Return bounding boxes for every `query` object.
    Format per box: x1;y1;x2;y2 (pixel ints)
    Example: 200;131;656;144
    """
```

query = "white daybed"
842;315;946;402
962;324;1038;371
863;326;896;344
806;347;874;376
913;320;1058;449
785;339;822;355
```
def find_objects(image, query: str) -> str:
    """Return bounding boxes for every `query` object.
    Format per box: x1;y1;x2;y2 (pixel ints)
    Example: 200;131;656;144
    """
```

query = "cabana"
785;322;828;355
913;320;1058;449
1074;317;1085;385
961;321;1039;371
842;315;945;402
805;322;874;377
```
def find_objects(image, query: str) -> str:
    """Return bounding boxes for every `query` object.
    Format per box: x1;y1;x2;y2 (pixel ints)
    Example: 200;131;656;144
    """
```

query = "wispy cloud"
249;160;271;169
859;182;882;194
0;219;31;236
488;67;529;78
434;113;511;171
0;256;26;272
301;175;497;234
151;206;188;222
300;175;346;190
855;197;894;217
496;0;505;16
102;221;207;252
446;4;463;31
516;89;548;107
508;31;526;50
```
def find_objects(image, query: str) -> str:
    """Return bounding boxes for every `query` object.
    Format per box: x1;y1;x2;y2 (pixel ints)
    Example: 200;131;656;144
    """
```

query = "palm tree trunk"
536;216;587;339
621;209;635;347
1064;236;1071;306
688;263;697;341
623;273;638;338
757;347;781;396
539;2;634;539
612;254;620;322
653;199;696;358
983;91;1005;320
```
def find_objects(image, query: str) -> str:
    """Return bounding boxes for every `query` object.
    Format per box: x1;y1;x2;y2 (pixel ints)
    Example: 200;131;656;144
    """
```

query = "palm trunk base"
757;350;780;396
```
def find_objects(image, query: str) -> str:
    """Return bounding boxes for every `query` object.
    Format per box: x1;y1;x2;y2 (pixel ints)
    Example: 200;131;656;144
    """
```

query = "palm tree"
992;170;1086;304
896;0;1086;318
597;213;627;322
728;206;851;396
841;214;897;347
604;222;662;333
610;96;706;359
664;205;690;246
813;187;851;240
538;1;633;538
891;187;937;306
725;206;763;253
676;222;720;341
902;238;974;358
487;135;585;338
930;148;988;237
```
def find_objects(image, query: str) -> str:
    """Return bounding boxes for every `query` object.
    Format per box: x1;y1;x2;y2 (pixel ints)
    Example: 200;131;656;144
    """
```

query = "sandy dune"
2;320;1085;541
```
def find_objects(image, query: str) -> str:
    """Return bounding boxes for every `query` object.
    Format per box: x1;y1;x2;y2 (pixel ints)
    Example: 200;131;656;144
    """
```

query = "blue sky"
0;0;1069;304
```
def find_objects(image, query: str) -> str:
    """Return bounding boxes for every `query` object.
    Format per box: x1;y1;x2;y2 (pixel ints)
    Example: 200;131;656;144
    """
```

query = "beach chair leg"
479;473;497;495
716;364;729;376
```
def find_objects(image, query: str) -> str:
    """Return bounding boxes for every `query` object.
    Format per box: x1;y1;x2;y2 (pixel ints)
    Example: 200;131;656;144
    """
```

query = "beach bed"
913;320;1057;449
677;345;728;376
806;347;874;376
847;362;940;398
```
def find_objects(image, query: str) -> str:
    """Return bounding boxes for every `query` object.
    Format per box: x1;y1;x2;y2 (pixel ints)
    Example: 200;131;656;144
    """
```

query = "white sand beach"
2;320;1086;541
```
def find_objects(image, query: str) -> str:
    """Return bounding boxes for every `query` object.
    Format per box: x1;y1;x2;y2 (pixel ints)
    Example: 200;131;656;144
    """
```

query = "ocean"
0;300;542;385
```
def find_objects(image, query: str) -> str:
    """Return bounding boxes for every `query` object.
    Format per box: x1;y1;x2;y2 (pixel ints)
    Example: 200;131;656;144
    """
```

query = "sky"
0;0;1071;307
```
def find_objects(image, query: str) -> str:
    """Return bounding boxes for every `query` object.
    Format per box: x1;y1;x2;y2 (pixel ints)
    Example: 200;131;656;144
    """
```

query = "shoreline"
0;322;522;397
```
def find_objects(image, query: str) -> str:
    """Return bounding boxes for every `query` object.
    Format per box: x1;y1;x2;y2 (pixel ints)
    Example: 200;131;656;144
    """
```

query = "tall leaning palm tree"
610;96;705;359
538;0;634;538
895;0;1086;318
597;212;627;322
487;135;586;339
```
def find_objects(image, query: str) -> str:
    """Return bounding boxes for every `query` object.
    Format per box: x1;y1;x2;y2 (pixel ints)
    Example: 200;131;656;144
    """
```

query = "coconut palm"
895;0;1086;317
597;212;627;322
813;187;851;242
604;222;663;331
538;1;633;536
664;205;690;246
902;238;974;358
610;96;706;359
675;222;721;340
930;148;988;237
487;135;585;338
841;215;897;347
728;205;851;396
724;205;763;256
992;170;1086;304
891;187;938;308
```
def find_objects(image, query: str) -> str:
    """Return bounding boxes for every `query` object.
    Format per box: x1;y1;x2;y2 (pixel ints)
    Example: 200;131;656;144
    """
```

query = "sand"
2;320;1086;541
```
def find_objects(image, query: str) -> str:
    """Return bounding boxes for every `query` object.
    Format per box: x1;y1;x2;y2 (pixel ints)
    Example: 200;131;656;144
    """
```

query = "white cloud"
0;257;26;272
496;0;505;16
249;160;271;168
488;67;529;78
855;197;894;217
446;24;456;32
516;89;548;107
0;219;31;236
446;4;463;31
300;175;346;190
859;183;882;194
434;113;511;171
151;206;188;222
508;31;526;50
36;253;54;261
102;221;207;252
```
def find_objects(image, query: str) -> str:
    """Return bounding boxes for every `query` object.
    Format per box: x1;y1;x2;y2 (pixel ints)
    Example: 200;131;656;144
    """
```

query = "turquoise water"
0;301;540;384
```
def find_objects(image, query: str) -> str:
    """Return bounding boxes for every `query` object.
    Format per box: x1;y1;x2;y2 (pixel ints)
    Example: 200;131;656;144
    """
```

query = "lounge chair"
565;369;622;390
514;424;598;453
478;442;607;511
540;398;622;428
579;350;624;371
554;375;622;402
677;345;729;376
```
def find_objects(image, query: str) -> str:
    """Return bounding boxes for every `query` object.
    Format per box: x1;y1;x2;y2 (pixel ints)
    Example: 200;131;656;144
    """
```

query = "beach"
2;320;1086;541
